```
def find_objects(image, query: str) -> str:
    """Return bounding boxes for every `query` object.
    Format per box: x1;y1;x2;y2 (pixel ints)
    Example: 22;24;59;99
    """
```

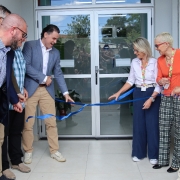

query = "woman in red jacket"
153;32;180;173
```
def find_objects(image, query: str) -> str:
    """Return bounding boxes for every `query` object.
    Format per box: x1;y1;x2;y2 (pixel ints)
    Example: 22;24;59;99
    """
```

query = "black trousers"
2;109;25;171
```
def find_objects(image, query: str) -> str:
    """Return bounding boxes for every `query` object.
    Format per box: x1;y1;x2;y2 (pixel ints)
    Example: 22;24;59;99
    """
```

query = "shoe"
11;163;31;173
153;164;169;169
167;167;179;173
24;152;32;164
51;151;66;162
0;175;12;180
150;159;158;165
132;156;140;162
2;169;16;180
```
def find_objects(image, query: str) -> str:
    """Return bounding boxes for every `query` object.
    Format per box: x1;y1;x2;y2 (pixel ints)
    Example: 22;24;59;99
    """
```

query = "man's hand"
24;88;28;100
45;76;52;86
64;94;74;103
171;86;180;96
13;102;23;113
17;93;26;103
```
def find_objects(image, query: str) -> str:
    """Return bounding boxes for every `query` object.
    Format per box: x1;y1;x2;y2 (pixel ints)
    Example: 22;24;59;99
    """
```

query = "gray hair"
0;5;11;18
133;37;152;58
155;32;173;47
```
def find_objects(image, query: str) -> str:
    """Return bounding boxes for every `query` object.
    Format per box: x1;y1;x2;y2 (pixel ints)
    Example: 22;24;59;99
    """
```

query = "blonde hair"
133;37;152;58
155;32;173;47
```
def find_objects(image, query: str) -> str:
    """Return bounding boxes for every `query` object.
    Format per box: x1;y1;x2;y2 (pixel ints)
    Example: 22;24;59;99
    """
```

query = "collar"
134;57;154;64
0;39;11;53
40;39;52;52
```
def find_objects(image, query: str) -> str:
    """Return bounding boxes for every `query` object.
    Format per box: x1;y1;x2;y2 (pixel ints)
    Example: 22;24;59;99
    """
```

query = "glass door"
94;9;152;137
37;8;152;138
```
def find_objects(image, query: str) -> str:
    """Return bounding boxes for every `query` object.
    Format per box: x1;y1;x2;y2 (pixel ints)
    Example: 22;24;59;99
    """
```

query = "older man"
0;6;30;180
0;13;27;180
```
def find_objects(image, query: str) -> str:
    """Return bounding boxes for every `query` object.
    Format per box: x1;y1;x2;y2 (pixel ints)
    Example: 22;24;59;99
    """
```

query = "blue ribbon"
26;88;156;122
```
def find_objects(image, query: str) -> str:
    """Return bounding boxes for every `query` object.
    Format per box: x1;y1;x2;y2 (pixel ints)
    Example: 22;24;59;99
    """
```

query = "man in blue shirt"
0;13;27;180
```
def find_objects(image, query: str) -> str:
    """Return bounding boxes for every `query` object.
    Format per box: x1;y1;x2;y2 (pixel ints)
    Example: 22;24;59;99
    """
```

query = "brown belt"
39;84;46;87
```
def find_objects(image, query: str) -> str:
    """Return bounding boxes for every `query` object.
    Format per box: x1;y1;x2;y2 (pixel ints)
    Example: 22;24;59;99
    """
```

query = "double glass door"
37;8;152;138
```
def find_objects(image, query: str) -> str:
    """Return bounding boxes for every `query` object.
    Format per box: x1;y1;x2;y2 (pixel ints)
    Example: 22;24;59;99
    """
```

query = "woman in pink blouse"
108;37;161;165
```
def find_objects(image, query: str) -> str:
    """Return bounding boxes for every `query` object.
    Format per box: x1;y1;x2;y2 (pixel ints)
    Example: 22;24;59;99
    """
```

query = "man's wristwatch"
150;96;155;102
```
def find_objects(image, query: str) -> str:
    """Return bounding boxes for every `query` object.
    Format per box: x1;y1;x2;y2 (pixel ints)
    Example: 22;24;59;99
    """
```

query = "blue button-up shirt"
0;40;11;87
9;48;26;110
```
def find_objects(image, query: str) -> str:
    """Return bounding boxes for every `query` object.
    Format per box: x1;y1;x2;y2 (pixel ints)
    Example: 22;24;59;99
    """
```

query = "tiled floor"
12;140;178;180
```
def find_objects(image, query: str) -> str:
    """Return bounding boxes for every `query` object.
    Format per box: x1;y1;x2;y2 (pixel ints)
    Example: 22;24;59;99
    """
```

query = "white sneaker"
51;151;66;162
150;159;158;165
24;152;32;164
132;156;140;162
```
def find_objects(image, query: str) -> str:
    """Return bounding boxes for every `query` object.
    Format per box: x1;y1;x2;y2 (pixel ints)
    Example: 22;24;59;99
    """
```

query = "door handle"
95;66;103;73
95;66;103;85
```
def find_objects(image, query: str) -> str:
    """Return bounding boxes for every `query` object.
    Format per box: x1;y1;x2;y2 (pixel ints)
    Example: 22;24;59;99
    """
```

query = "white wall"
154;0;179;58
0;0;35;41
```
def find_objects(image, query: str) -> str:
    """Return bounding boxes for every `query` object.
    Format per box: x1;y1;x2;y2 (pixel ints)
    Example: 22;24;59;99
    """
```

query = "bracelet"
150;96;155;102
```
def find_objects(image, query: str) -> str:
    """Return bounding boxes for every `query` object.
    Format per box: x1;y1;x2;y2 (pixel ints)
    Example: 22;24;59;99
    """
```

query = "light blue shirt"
0;40;11;87
9;48;26;110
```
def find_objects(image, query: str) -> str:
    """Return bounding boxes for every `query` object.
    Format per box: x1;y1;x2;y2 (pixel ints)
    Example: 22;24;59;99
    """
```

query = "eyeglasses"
155;42;165;48
14;27;28;39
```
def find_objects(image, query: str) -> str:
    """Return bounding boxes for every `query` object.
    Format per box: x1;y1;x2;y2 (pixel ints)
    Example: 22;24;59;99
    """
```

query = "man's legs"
38;87;59;154
0;123;4;177
8;110;24;165
22;89;39;153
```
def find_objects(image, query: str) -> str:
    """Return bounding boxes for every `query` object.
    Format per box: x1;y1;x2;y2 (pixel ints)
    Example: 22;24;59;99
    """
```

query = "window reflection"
42;15;91;75
38;0;92;6
38;0;150;6
96;0;151;4
99;13;147;74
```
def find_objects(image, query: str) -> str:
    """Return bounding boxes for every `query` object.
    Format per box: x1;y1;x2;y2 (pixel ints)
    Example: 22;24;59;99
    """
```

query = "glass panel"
55;78;92;135
38;0;92;6
99;13;147;74
100;78;133;135
96;0;151;4
41;14;92;135
42;15;91;75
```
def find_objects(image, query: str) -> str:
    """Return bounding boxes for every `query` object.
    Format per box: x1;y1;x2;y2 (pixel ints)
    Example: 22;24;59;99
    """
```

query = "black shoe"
0;175;12;180
167;167;179;173
153;164;169;169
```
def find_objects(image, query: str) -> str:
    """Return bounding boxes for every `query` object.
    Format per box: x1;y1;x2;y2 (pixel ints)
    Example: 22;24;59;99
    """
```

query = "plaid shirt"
9;48;26;110
0;40;10;87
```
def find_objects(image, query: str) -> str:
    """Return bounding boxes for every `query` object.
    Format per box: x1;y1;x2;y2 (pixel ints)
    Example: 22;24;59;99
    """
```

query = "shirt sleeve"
126;61;135;86
156;58;163;84
154;60;162;93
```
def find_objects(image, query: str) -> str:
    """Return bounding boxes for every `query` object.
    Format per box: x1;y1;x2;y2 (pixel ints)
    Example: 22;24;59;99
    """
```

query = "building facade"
1;0;179;139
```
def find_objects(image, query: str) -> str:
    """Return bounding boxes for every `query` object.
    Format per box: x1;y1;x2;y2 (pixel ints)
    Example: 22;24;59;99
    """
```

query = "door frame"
36;8;153;138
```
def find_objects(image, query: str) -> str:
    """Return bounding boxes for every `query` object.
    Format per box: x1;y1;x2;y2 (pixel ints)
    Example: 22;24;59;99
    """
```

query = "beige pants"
0;123;4;176
22;87;59;154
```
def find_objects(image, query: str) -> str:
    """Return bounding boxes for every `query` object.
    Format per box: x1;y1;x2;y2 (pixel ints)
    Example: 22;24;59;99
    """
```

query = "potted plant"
55;89;81;116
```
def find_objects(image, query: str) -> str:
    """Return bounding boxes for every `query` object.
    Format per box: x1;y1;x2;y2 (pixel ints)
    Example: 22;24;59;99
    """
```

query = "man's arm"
12;70;20;93
22;41;45;84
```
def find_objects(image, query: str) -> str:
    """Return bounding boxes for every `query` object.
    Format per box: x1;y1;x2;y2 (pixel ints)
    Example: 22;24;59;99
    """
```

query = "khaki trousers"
0;123;4;177
22;86;59;154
